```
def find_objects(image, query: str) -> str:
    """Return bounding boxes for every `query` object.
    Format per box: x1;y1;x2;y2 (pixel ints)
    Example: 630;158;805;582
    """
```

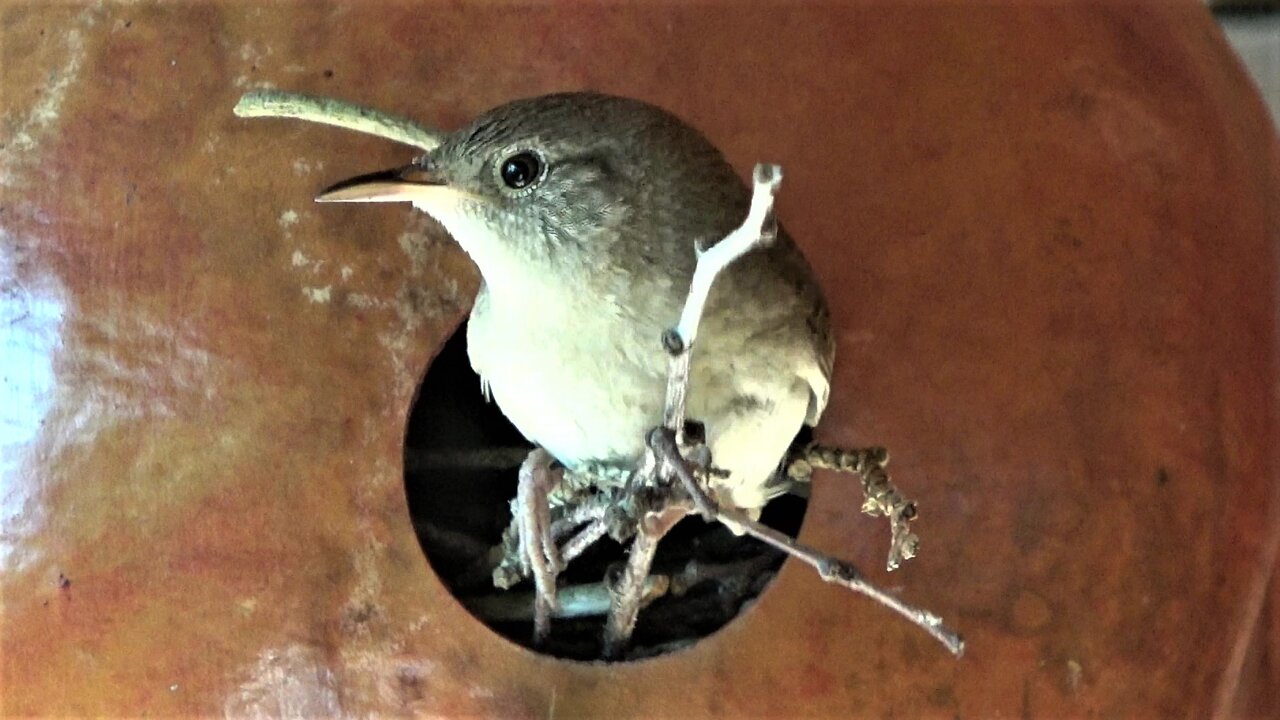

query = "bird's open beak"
315;164;449;204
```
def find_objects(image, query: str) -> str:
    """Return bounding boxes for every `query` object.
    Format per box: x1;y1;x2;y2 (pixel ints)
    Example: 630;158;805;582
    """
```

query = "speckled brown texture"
1;2;1276;717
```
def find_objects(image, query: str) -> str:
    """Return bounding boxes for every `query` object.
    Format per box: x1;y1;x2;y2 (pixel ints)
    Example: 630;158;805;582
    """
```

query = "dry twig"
787;443;921;571
233;89;443;150
655;429;963;655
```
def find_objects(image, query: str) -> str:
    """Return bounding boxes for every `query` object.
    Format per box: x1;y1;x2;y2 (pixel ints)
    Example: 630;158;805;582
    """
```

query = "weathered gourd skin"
1;3;1275;717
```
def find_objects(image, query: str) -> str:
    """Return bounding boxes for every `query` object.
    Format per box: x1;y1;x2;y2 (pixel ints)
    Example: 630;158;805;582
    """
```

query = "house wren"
318;92;833;518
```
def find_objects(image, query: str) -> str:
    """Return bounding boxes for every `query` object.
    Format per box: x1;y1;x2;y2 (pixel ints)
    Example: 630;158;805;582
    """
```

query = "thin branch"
787;444;920;571
649;430;965;657
550;496;611;538
662;164;783;437
674;163;783;349
560;519;610;563
233;89;444;151
728;510;961;656
648;429;719;522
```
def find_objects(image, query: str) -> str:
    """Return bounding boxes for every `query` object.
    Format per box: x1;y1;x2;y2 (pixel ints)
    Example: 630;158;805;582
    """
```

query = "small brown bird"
318;91;833;573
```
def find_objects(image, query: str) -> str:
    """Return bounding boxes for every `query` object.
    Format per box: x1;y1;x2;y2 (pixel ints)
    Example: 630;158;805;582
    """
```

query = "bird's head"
317;92;746;290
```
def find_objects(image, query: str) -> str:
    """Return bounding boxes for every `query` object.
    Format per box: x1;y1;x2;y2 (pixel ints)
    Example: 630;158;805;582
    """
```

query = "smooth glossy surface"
1;2;1276;717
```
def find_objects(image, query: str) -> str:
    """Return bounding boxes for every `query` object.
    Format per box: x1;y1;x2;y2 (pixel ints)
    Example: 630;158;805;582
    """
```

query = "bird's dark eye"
500;151;542;190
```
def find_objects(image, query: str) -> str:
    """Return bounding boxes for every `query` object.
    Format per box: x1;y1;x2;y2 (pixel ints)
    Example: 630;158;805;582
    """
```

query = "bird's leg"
603;502;690;658
491;463;636;591
515;448;562;643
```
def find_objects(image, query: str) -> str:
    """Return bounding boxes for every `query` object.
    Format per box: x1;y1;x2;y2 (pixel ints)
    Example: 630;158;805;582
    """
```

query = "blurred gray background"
1215;1;1280;126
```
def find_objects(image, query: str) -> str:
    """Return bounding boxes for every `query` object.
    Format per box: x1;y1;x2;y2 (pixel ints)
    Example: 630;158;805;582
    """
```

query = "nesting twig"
233;90;443;150
786;443;920;571
653;430;963;655
661;164;782;439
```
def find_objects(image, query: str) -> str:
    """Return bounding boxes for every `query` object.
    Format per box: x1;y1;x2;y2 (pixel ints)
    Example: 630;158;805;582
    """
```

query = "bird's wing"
771;228;835;427
729;226;836;427
467;283;495;404
801;296;835;426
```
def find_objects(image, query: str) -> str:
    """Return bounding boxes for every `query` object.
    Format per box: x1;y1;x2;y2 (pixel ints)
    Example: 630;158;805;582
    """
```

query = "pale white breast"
469;281;813;511
467;282;666;468
423;198;817;512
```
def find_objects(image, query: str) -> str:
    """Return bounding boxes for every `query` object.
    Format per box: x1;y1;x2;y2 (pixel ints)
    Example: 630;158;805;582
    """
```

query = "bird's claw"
515;448;561;643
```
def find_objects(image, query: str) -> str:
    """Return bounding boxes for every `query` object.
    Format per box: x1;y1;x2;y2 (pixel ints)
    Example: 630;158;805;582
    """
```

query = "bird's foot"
514;448;562;644
491;460;637;587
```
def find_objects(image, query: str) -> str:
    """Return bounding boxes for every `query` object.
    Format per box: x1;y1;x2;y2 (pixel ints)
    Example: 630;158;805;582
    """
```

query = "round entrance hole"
404;320;808;661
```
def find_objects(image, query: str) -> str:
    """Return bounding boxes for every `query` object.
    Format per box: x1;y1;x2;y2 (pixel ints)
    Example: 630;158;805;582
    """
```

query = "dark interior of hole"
404;320;808;661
